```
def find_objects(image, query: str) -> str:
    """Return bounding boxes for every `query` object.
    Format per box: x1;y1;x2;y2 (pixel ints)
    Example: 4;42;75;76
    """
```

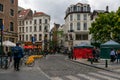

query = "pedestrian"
116;49;120;63
95;47;100;62
92;47;97;62
110;48;116;62
12;43;24;71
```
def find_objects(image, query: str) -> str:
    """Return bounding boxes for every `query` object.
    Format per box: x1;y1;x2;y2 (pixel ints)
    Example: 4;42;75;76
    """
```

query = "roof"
101;40;120;48
33;12;50;17
93;10;106;13
101;40;120;45
18;9;32;19
74;42;93;48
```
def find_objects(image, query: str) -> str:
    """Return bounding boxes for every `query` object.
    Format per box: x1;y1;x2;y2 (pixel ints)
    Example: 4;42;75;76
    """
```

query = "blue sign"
31;36;36;43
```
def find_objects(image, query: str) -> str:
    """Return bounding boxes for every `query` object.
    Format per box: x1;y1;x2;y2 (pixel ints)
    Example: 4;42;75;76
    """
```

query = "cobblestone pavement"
0;60;50;80
0;54;120;80
39;54;120;80
73;58;120;74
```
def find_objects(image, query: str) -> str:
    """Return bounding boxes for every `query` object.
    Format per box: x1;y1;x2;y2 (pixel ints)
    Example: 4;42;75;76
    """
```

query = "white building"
18;9;50;50
57;24;64;47
64;3;91;49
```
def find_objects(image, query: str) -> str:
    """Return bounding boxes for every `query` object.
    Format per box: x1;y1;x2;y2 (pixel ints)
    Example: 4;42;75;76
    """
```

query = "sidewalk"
72;58;120;73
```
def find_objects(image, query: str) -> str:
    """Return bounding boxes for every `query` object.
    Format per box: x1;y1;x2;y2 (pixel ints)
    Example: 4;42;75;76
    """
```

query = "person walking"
92;47;97;62
116;49;120;63
12;43;24;71
110;48;116;62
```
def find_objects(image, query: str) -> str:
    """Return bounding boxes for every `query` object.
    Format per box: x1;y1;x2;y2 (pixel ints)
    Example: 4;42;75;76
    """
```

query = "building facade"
0;0;18;42
18;9;50;50
64;3;91;49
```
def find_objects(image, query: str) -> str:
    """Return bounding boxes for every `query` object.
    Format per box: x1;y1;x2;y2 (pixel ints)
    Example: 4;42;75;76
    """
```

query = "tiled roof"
18;9;31;19
34;12;50;17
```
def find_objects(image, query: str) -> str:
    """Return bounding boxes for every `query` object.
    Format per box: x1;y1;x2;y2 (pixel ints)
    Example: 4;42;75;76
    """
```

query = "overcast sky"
18;0;120;27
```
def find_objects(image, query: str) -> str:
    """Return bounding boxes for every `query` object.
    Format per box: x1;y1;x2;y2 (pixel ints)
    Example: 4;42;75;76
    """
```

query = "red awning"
23;45;33;49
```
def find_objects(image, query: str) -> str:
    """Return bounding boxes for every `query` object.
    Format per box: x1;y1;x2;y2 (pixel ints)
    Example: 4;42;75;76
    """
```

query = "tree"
89;7;120;43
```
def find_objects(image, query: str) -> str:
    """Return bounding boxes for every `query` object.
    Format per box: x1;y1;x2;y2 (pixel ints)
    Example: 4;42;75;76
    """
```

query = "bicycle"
0;56;10;69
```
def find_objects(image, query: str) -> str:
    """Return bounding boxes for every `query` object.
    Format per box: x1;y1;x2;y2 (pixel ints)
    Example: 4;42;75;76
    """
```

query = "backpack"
13;47;20;57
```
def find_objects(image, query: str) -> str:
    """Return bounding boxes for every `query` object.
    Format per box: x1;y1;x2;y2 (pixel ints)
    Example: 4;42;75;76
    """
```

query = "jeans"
14;58;21;70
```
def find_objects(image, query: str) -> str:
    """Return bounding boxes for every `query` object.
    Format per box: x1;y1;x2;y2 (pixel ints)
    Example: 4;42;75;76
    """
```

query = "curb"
69;59;120;74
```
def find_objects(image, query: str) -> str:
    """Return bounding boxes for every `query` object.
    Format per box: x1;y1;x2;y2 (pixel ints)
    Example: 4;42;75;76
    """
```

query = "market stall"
100;40;120;59
73;43;93;59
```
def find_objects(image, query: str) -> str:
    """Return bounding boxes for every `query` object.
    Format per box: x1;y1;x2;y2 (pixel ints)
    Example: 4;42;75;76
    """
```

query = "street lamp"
0;19;3;68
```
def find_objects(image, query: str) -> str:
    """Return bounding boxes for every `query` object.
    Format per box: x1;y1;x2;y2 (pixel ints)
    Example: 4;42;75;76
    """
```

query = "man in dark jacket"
12;43;24;71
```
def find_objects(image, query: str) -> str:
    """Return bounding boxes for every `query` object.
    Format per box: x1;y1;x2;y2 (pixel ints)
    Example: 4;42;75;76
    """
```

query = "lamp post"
0;19;3;68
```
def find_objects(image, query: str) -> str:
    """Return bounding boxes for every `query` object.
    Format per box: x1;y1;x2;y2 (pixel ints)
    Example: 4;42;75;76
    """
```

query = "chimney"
106;6;109;12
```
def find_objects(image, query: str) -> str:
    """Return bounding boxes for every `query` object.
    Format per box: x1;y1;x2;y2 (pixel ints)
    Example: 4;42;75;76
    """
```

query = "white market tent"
3;40;16;47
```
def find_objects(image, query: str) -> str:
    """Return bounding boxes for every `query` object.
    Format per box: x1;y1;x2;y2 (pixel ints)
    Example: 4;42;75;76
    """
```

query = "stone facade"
18;9;50;50
64;3;91;49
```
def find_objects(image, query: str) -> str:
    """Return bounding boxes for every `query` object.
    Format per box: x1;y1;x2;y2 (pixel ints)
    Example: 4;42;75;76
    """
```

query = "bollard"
105;59;108;68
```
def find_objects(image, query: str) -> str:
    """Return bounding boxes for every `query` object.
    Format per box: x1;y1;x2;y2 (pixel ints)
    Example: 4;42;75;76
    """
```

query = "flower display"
25;55;43;65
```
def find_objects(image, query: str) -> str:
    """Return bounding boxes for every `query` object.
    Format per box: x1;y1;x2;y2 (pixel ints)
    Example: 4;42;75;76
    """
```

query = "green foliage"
89;8;120;43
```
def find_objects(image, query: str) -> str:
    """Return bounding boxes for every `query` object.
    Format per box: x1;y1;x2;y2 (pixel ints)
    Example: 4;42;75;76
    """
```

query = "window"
39;34;42;41
10;0;14;4
22;27;24;32
19;27;21;32
83;14;87;20
30;26;32;32
34;19;37;24
26;35;28;41
70;14;73;21
87;5;90;11
0;4;3;12
19;35;21;41
22;35;24;41
83;22;87;30
70;23;73;30
45;19;47;24
77;14;80;20
44;26;48;32
77;6;81;11
76;34;88;40
26;21;28;25
30;35;32;41
39;19;42;24
34;26;37;32
26;27;28;32
39;25;41;31
0;19;3;29
10;9;14;16
44;34;48;39
83;34;88;40
81;7;83;11
77;22;80;30
83;6;87;11
10;22;14;31
73;5;77;11
34;34;37;41
30;20;32;24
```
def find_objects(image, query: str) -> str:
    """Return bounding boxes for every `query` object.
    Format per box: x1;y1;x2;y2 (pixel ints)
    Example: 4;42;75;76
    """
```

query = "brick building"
0;0;18;43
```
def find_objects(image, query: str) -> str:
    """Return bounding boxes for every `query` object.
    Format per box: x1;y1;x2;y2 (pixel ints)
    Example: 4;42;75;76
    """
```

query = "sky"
18;0;120;28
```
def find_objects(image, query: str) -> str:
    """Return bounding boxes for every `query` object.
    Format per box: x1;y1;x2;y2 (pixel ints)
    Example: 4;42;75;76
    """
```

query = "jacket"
12;46;24;58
